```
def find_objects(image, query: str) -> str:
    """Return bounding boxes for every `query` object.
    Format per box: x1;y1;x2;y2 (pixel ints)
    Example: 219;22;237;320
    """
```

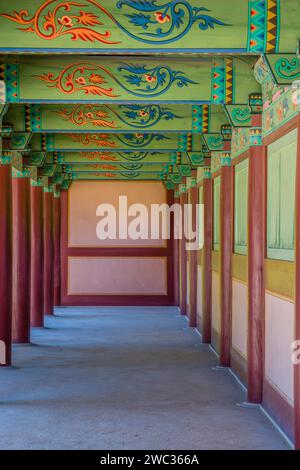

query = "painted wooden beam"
30;181;44;328
0;1;287;54
12;170;31;343
0;162;12;365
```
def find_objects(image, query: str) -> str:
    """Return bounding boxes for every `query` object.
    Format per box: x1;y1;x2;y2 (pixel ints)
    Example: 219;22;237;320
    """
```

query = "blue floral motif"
116;64;197;97
115;1;230;44
119;151;161;161
117;133;170;148
120;163;144;170
120;171;141;179
116;104;180;128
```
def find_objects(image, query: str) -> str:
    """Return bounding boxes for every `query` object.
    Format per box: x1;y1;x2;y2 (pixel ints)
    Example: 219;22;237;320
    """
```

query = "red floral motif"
139;110;149;117
75;76;86;85
35;63;118;97
0;1;119;44
154;12;171;24
144;74;157;83
58;15;73;27
89;73;106;85
79;152;117;161
70;133;116;148
57;105;117;128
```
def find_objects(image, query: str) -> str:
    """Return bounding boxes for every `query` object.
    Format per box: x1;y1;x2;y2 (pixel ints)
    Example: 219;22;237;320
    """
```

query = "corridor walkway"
0;307;289;450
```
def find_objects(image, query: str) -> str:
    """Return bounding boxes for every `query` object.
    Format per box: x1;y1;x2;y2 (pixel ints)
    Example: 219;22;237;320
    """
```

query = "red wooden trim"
231;149;250;166
220;166;233;366
263;379;294;442
12;177;31;344
202;178;212;343
212;169;221;178
188;185;198;327
30;186;44;327
294;113;300;449
179;191;188;315
0;165;12;365
248;140;265;403
263;115;298;147
173;196;180;306
44;192;54;315
54;196;61;306
60;188;174;306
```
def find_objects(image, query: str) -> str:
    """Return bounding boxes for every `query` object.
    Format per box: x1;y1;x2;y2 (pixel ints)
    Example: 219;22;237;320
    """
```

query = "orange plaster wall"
68;180;167;247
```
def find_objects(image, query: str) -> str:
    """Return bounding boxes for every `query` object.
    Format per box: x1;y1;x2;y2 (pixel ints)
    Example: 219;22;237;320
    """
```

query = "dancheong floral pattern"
55;104;180;129
0;1;229;45
35;62;198;98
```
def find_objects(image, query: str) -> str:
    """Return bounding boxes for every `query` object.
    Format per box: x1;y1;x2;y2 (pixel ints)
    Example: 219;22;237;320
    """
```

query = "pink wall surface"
231;280;248;359
68;256;167;296
197;265;203;332
265;292;295;405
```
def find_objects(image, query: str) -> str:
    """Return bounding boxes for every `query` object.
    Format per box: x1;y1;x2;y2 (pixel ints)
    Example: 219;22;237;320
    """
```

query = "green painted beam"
2;56;259;104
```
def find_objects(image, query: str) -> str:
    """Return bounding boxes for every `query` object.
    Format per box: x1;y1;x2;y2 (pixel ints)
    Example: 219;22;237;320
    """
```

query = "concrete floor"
0;307;290;450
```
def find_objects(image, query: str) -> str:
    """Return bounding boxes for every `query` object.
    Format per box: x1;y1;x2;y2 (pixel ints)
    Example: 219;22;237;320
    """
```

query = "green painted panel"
67;162;165;173
0;1;247;52
11;56;211;103
72;172;162;180
45;132;201;152
57;151;172;164
267;128;297;261
234;158;248;255
33;103;200;132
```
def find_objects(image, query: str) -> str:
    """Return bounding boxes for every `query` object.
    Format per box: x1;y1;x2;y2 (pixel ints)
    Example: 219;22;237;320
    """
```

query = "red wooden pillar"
219;156;233;367
44;189;54;316
12;171;31;344
179;183;188;315
247;118;265;404
0;161;12;365
188;176;198;327
30;182;44;327
173;189;180;307
54;192;61;306
294;114;300;449
202;171;212;343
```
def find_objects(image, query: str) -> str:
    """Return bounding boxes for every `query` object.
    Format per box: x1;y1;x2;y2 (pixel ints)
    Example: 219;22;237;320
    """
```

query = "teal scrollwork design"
117;63;197;97
117;133;169;148
231;107;251;124
275;57;300;80
207;135;223;150
188;152;204;165
10;133;28;149
116;0;230;44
